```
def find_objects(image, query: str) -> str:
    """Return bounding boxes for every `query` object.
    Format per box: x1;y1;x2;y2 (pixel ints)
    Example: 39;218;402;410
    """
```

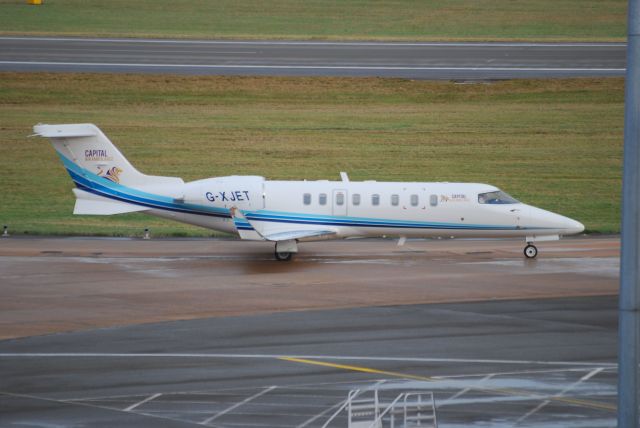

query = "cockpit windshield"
478;191;519;204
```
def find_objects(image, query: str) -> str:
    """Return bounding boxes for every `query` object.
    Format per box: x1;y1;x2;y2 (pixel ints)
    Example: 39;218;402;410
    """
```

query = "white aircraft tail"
34;123;184;215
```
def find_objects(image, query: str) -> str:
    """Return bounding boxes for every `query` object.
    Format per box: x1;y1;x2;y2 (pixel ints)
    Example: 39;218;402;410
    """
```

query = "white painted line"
60;379;377;402
514;367;606;424
0;352;617;367
556;367;605;397
124;392;162;412
432;367;604;379
442;373;494;403
200;386;276;425
295;399;347;428
0;60;625;73
580;367;606;382
0;36;627;47
515;400;551;425
0;390;194;426
371;379;387;388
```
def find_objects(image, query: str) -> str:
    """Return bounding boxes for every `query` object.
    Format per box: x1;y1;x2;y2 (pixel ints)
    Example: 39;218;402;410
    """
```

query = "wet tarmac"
0;236;618;339
0;297;618;427
0;236;620;427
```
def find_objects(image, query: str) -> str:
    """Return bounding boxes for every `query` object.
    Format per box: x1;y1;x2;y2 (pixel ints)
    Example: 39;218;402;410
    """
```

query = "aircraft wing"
231;207;264;240
258;229;336;242
230;207;335;242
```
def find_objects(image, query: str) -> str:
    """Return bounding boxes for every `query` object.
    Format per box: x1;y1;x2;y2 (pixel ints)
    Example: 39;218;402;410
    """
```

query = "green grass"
0;73;623;236
0;0;626;41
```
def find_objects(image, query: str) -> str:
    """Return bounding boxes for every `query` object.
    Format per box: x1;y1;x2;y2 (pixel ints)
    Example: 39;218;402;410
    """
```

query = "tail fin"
34;123;184;215
34;123;183;190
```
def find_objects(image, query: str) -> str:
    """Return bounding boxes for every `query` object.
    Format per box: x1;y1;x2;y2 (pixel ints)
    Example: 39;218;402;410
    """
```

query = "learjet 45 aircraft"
35;123;584;261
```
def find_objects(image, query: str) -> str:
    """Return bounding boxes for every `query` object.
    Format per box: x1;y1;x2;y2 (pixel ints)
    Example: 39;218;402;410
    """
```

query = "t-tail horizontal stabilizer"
72;188;148;215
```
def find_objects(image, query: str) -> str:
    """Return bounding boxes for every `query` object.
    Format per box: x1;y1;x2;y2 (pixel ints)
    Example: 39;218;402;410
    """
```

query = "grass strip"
0;73;622;236
0;0;627;42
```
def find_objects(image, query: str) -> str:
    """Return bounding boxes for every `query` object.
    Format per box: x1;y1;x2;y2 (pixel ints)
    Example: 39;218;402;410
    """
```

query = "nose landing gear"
524;243;538;259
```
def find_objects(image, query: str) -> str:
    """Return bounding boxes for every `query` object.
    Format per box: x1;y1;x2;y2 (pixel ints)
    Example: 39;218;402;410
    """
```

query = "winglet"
230;207;264;240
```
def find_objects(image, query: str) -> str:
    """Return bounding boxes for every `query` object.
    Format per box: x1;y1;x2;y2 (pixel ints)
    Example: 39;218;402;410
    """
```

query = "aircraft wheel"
275;251;293;261
524;244;538;259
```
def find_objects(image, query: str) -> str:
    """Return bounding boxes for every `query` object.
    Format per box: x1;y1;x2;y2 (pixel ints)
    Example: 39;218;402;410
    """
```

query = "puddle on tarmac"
463;257;619;278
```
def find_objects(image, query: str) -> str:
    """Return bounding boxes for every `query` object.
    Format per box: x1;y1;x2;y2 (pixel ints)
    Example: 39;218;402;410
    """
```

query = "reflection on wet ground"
0;235;620;426
0;296;619;427
0;236;618;339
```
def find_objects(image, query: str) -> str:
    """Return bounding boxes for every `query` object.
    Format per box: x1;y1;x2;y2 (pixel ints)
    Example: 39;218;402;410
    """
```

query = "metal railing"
322;388;437;428
368;391;437;428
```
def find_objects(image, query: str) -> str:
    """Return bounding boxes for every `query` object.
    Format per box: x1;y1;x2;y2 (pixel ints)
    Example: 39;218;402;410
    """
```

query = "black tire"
275;251;292;261
524;244;538;259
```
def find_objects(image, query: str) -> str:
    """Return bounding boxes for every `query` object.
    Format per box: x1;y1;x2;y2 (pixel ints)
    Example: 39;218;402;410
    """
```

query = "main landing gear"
524;243;538;259
274;239;298;261
275;251;293;261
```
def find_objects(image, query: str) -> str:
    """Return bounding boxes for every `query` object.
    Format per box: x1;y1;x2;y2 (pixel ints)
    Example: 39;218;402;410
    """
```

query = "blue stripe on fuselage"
58;153;530;232
60;153;230;219
244;211;520;231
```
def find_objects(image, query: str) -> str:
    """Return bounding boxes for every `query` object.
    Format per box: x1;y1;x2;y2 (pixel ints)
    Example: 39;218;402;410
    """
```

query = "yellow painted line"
280;357;437;382
551;396;616;412
279;357;616;413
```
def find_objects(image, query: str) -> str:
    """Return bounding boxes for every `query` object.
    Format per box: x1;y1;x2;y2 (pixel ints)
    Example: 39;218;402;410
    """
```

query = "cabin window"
391;194;399;206
478;190;519;205
410;194;419;207
352;193;361;206
430;194;438;207
319;193;327;205
372;194;380;206
303;193;311;205
336;192;345;205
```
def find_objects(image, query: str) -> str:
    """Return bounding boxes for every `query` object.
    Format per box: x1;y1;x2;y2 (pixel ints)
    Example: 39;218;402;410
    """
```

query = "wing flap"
261;229;336;241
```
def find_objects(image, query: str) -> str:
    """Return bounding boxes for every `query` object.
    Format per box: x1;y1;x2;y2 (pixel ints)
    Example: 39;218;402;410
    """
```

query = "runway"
0;37;626;79
0;236;619;426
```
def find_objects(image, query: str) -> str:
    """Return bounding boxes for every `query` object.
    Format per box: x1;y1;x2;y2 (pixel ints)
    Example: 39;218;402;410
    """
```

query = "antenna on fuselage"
340;172;349;182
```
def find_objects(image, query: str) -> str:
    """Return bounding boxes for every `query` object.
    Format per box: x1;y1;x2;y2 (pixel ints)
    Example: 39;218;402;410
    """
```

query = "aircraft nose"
566;218;585;235
556;214;584;235
526;205;584;235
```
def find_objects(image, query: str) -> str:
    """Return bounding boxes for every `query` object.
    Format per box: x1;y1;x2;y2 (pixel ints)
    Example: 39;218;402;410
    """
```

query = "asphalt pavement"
0;297;618;427
0;237;619;339
0;236;620;427
0;37;626;79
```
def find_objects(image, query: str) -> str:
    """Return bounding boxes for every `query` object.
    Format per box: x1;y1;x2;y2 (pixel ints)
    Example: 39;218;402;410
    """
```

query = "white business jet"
35;123;584;261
